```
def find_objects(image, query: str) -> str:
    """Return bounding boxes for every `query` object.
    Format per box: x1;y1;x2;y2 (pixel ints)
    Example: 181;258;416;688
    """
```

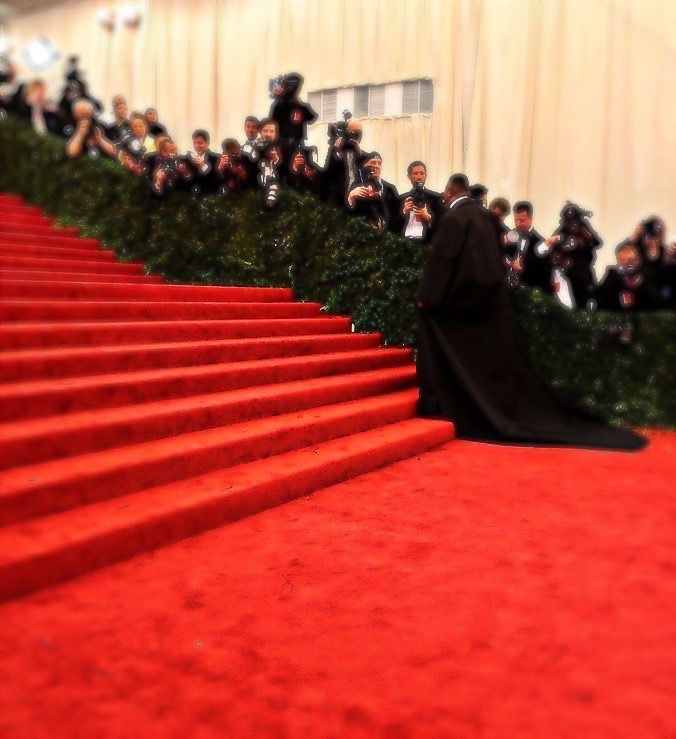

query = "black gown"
416;198;646;450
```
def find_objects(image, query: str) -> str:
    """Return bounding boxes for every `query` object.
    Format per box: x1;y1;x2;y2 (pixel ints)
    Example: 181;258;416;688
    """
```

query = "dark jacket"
348;179;402;233
399;187;444;243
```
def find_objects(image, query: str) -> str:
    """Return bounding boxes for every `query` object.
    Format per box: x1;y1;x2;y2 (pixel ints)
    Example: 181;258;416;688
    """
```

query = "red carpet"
0;433;673;737
0;193;453;600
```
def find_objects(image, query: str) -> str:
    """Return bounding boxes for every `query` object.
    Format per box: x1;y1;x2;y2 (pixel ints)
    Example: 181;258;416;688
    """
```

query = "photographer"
268;72;317;167
186;129;220;196
148;135;192;196
347;151;401;232
241;115;260;158
11;79;60;135
55;58;102;140
103;95;131;143
546;201;602;308
594;243;651;344
399;161;442;243
623;216;673;309
321;114;363;207
117;112;155;176
216;138;252;194
250;118;284;208
284;146;320;192
65;99;115;158
503;201;553;294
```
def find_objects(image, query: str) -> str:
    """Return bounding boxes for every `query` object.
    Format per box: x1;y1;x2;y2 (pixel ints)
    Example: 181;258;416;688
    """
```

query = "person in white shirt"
400;161;443;243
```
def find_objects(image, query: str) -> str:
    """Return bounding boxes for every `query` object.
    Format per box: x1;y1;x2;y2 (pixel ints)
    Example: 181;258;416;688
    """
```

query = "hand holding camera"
413;204;432;223
218;153;230;173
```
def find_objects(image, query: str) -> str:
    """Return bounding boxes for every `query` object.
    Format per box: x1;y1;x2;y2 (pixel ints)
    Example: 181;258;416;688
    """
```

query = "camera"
118;131;146;159
328;109;361;150
328;109;352;140
641;216;663;239
560;201;593;226
253;138;277;159
412;181;426;208
269;72;302;100
360;166;382;195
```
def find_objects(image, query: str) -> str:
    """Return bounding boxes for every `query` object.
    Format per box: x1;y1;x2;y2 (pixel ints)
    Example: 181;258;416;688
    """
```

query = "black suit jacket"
348;179;401;233
187;151;220;195
399;188;444;243
521;229;554;293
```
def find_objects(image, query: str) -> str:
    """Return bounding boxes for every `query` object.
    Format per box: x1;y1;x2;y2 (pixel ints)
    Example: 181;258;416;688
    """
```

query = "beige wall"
7;0;676;268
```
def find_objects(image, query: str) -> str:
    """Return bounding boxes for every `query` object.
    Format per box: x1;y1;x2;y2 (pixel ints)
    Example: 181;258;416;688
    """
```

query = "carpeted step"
0;213;54;227
0;233;101;249
0;389;420;525
0;223;80;238
0;417;454;601
0;254;147;274
0;269;165;284
0;316;351;349
0;347;413;421
0;194;26;206
0;332;382;382
0;208;47;221
0;279;294;302
0;243;118;262
0;299;321;322
0;366;416;469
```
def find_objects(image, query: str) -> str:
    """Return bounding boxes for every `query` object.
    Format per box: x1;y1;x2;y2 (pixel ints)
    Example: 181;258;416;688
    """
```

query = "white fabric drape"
8;0;676;267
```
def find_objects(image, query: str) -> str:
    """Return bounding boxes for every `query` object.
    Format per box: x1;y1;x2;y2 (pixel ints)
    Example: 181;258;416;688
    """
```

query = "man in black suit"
321;118;363;208
594;244;651;311
104;95;131;143
147;136;192;196
547;202;602;308
347;152;401;232
507;200;554;294
623;216;674;309
187;129;220;196
399;161;443;244
416;172;645;449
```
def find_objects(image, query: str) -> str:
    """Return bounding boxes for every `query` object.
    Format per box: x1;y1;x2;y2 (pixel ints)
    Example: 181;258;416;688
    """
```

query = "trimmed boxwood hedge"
1;118;674;428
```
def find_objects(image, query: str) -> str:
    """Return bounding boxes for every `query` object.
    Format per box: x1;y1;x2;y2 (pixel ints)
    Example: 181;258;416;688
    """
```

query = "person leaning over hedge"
65;99;115;159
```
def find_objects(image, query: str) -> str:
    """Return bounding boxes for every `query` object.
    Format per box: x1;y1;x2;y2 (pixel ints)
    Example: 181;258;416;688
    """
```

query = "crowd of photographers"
1;58;675;325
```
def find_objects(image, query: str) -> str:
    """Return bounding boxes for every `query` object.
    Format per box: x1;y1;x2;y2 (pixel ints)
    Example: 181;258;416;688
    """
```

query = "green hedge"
1;118;674;428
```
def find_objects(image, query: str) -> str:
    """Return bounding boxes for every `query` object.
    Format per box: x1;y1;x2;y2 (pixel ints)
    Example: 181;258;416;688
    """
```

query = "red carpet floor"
0;193;453;598
0;433;674;738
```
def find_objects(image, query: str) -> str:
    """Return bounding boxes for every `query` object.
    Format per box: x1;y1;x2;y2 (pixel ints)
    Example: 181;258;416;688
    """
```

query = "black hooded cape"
416;197;646;450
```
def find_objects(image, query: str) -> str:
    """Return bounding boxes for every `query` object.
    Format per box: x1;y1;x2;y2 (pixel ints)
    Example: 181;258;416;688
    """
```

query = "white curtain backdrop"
7;0;676;267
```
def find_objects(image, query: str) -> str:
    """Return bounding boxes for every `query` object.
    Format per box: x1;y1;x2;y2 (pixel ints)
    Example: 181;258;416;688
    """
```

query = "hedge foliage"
1;118;674;427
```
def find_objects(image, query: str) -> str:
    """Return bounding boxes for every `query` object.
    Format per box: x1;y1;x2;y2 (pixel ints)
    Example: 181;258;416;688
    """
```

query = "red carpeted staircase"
0;193;454;600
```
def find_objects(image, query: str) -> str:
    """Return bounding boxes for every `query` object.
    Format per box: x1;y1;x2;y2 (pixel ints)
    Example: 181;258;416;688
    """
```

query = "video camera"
328;109;361;149
556;201;596;250
269;72;303;100
560;201;593;228
253;138;278;158
641;216;664;240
